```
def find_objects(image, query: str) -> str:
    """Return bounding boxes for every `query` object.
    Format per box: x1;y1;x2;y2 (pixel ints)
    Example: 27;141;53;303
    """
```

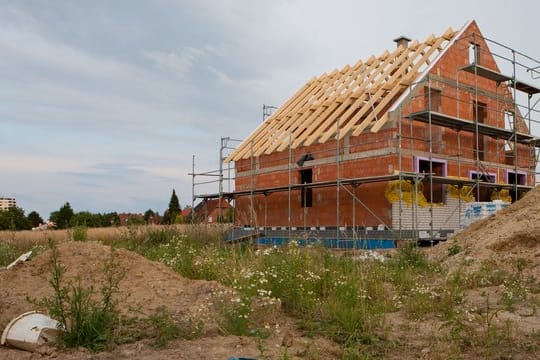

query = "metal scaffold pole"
336;118;340;246
219;138;224;224
191;155;195;224
250;141;255;229
473;33;480;202
428;75;434;246
288;133;292;240
512;50;519;199
398;102;403;242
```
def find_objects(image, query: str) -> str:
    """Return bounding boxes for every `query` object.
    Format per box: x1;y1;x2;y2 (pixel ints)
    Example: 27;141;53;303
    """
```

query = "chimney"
393;35;411;49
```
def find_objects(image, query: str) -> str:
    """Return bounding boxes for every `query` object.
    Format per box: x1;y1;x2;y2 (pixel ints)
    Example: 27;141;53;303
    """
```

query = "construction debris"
6;250;32;270
1;311;62;353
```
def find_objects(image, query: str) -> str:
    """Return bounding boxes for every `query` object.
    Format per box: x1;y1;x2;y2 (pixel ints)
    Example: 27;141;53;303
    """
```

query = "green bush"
71;225;88;242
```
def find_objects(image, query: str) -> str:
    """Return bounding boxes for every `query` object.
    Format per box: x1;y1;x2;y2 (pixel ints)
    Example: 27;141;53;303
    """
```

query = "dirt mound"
0;241;226;329
0;241;340;359
430;186;540;275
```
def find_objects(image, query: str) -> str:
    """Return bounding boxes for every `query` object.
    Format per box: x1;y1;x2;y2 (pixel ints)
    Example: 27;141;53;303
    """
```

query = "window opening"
418;159;445;203
469;43;481;64
507;171;526;202
424;87;442;112
470;172;496;201
300;169;313;207
473;101;487;161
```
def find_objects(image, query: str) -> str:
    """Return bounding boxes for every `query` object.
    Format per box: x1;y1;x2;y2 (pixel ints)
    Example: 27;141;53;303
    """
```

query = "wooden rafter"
226;27;458;162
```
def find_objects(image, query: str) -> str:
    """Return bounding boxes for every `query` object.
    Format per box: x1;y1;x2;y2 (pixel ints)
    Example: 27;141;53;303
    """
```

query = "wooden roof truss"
227;27;458;162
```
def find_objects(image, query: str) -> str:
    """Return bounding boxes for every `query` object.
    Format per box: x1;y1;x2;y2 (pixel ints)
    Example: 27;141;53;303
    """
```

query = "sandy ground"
430;185;540;279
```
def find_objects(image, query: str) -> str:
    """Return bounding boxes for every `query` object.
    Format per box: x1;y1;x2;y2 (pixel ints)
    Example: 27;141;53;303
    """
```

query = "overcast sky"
1;0;539;219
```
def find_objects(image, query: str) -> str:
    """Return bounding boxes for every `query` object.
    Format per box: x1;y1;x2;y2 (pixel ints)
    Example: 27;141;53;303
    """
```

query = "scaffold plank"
460;64;512;83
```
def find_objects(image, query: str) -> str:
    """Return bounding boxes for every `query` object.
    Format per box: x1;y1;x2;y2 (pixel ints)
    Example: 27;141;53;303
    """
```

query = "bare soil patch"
430;186;540;278
0;241;339;359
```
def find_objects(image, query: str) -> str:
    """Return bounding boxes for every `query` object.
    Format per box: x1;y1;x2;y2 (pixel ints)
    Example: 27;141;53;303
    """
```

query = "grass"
3;224;538;358
144;306;204;348
0;241;20;267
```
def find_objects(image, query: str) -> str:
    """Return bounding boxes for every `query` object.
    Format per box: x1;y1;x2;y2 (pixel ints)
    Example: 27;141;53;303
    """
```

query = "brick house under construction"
222;20;540;245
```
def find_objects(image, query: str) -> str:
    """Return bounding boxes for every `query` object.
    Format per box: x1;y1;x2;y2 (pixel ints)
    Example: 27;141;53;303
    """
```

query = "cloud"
1;0;539;218
144;47;205;78
0;154;92;173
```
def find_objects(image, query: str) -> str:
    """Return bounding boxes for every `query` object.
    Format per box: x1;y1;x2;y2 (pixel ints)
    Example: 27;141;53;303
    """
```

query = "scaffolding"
191;31;540;247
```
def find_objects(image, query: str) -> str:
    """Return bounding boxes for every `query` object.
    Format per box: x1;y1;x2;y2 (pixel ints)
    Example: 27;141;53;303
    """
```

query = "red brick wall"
234;178;393;227
233;21;535;227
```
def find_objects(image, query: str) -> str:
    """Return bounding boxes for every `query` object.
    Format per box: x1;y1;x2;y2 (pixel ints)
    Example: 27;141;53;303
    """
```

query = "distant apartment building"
0;197;16;211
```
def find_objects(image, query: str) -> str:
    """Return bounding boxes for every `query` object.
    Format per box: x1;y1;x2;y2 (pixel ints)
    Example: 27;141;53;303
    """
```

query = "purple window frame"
504;169;527;185
414;156;447;176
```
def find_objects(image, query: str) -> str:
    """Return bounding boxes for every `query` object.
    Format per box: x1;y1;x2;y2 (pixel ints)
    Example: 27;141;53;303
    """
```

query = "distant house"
146;213;162;225
181;207;192;219
186;199;232;223
118;213;144;225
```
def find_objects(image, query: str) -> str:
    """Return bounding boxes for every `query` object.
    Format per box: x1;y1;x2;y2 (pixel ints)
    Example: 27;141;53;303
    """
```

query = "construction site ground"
1;187;540;359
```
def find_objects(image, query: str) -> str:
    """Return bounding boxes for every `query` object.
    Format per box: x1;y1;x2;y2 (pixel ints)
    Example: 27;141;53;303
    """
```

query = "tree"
49;202;75;229
166;189;181;224
143;209;155;224
0;206;30;230
70;211;100;227
27;211;44;228
102;212;120;227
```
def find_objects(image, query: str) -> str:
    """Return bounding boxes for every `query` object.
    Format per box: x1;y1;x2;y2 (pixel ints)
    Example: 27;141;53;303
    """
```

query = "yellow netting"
385;180;429;207
447;184;474;202
490;188;512;203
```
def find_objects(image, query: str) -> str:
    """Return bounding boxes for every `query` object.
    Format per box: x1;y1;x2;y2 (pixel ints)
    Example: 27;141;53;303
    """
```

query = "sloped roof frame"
387;20;473;114
226;23;466;162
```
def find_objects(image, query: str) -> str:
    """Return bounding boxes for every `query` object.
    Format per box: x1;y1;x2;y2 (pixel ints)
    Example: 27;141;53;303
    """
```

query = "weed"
466;260;509;288
144;306;204;348
501;276;529;309
119;223;146;248
477;296;514;357
70;225;88;242
144;226;177;246
445;313;477;352
0;237;44;267
441;294;515;357
147;307;180;348
447;244;461;256
0;241;19;267
218;295;252;336
279;348;292;360
29;241;125;351
394;243;429;269
256;334;270;360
